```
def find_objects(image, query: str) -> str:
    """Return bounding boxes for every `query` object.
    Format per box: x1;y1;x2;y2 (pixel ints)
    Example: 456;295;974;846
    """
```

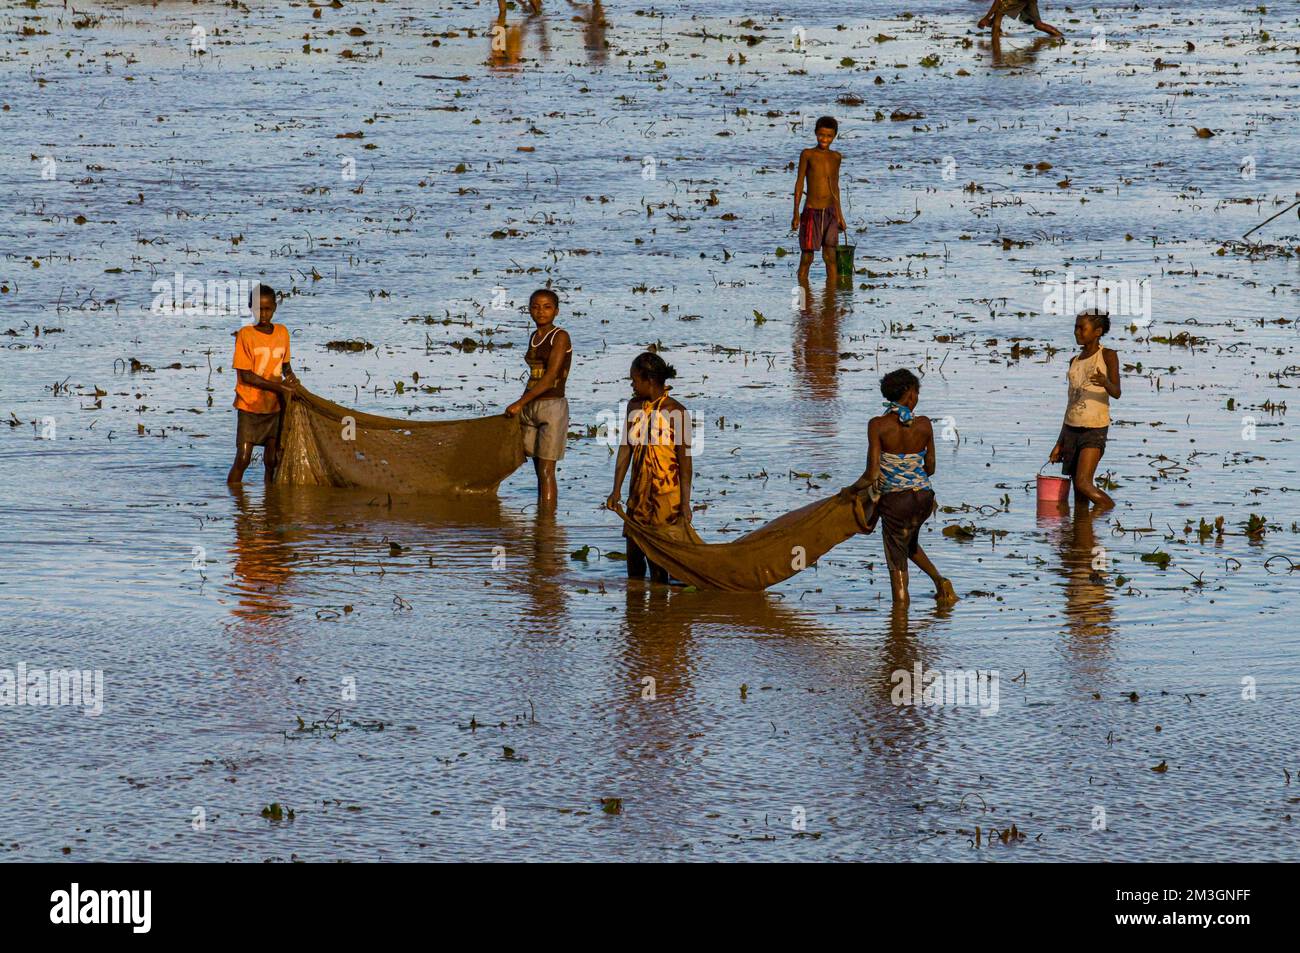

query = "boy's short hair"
248;283;276;309
815;116;838;133
880;368;920;402
530;288;560;309
1079;309;1111;335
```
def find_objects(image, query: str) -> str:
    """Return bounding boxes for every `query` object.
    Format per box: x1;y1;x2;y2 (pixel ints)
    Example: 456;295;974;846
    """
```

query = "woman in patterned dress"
606;353;693;584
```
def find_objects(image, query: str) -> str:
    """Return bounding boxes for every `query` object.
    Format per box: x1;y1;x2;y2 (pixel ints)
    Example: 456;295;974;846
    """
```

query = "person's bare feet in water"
1033;21;1064;38
935;578;959;604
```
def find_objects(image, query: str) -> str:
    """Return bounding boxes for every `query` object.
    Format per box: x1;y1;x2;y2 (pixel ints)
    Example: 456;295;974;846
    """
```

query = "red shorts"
799;206;839;252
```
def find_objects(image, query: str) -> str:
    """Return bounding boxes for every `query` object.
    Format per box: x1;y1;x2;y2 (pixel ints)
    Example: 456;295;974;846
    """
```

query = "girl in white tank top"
1065;347;1111;427
1050;310;1121;509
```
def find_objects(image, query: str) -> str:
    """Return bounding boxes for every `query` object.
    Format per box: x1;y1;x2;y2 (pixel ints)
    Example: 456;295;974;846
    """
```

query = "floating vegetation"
261;803;295;821
1149;332;1207;347
325;339;374;352
286;709;388;741
1140;550;1172;570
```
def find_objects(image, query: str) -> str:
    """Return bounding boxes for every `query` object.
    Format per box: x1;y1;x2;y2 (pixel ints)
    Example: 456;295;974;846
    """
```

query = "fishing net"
614;492;876;592
274;382;525;496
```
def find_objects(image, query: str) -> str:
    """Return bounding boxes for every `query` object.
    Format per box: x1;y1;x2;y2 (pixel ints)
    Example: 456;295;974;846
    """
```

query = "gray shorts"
521;397;569;461
236;409;281;447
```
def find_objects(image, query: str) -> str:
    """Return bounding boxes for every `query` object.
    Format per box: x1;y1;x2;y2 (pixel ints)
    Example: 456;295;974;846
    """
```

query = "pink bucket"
1036;464;1071;502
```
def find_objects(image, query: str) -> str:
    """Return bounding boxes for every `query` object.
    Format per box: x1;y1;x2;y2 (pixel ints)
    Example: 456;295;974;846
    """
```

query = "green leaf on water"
570;545;591;561
1140;551;1171;569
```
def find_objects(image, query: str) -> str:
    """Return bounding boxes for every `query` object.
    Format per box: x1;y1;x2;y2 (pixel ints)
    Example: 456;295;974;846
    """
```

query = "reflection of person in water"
985;34;1058;69
524;511;570;633
488;1;548;70
790;281;847;470
793;280;842;405
569;0;608;66
622;584;694;703
621;590;837;706
228;484;295;624
1050;509;1115;677
498;0;542;17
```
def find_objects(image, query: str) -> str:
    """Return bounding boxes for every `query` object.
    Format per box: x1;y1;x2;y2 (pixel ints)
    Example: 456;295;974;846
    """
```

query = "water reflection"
874;603;950;703
793;279;844;405
985;35;1057;70
574;0;610;67
488;3;551;70
522;510;570;634
228;484;294;626
227;485;521;626
622;583;695;703
791;280;848;461
1040;503;1116;681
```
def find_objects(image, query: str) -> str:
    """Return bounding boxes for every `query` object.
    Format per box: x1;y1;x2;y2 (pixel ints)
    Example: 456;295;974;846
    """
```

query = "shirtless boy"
791;116;847;283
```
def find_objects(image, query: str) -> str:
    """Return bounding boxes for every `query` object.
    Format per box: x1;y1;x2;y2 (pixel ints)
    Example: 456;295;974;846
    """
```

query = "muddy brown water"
0;1;1297;860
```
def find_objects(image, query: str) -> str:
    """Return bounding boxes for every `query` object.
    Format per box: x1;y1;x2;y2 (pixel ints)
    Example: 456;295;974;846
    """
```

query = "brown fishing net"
615;493;875;592
274;382;525;496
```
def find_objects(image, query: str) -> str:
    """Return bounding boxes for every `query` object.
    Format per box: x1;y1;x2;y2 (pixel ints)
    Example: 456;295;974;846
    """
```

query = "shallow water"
1;0;1298;861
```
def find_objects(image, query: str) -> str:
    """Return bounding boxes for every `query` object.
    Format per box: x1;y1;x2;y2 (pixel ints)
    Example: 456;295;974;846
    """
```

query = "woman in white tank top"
1049;310;1121;509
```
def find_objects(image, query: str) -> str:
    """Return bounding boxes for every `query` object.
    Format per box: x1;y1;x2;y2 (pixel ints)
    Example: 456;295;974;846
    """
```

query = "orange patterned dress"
626;394;683;527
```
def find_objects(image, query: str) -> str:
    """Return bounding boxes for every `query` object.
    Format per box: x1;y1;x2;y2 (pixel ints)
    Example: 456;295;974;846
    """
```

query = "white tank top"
1065;349;1110;427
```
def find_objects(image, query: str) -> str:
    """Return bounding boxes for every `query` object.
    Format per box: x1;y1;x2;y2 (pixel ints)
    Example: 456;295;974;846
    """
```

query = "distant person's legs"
263;437;280;483
534;457;557;509
227;442;254;484
822;243;838;284
1072;447;1114;510
797;251;814;283
626;538;648;578
909;545;959;603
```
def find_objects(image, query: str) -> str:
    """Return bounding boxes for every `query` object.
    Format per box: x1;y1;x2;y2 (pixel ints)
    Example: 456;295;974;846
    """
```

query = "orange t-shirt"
232;324;290;414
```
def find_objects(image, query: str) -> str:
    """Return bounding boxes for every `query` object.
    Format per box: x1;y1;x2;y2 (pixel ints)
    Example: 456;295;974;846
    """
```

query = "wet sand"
0;1;1297;860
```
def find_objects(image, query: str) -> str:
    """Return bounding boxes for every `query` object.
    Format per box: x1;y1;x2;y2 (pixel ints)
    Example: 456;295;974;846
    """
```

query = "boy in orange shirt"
226;284;297;484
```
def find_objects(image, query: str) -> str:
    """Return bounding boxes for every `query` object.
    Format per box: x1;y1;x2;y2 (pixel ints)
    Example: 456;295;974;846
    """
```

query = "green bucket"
835;241;855;279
